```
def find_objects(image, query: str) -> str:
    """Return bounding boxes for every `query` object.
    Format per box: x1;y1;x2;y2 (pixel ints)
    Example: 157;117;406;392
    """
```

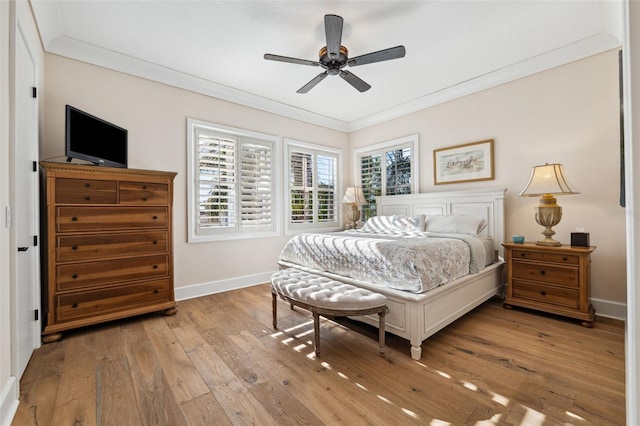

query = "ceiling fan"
264;14;406;94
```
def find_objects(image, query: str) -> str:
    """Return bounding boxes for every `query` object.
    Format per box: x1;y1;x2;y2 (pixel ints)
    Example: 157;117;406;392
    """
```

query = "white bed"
279;188;506;360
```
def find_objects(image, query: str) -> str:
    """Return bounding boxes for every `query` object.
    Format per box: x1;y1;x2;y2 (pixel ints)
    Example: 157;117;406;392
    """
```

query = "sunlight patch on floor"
522;407;546;425
462;381;478;391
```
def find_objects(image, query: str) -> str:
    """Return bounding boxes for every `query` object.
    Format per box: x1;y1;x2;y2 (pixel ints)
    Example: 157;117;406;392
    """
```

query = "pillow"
361;214;426;233
424;214;488;235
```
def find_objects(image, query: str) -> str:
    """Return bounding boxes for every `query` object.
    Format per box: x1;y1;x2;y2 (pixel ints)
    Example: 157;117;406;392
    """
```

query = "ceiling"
30;1;622;133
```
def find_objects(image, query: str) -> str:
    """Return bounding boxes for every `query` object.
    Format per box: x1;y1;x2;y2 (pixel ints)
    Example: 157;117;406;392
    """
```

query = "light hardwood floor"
12;284;625;425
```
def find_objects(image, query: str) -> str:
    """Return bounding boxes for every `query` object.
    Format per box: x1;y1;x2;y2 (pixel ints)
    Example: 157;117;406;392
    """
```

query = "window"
286;139;341;232
355;134;419;219
187;119;279;242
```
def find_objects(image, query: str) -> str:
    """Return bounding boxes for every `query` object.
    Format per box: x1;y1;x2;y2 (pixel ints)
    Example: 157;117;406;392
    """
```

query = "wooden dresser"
40;161;177;342
503;242;596;327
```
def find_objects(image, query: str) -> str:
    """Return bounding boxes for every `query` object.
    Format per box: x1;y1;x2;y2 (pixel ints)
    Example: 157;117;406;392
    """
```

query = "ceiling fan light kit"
264;14;406;94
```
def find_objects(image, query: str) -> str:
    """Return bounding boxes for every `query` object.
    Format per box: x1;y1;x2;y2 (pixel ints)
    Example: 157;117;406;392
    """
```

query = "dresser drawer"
57;255;169;291
512;260;578;287
56;279;170;322
511;249;580;265
55;178;118;204
57;231;168;262
119;182;169;205
56;206;168;232
512;279;579;309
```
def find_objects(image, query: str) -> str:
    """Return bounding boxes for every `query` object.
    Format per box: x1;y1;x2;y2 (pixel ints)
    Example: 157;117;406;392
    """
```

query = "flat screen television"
65;105;128;168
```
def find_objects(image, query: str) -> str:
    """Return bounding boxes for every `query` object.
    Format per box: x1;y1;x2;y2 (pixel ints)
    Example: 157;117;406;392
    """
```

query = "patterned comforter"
278;230;488;293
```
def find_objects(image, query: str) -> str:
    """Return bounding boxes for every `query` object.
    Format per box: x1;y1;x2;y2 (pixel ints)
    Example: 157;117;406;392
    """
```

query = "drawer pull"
72;274;78;279
154;289;159;294
152;215;158;220
520;252;526;257
562;257;568;261
540;291;547;296
71;216;78;222
142;197;147;201
143;185;148;190
153;240;158;245
153;265;158;269
539;270;546;275
85;183;90;187
85;196;90;201
71;245;78;250
72;303;78;308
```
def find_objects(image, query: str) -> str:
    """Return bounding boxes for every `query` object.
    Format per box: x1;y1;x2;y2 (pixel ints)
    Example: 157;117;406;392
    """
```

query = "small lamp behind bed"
342;186;367;229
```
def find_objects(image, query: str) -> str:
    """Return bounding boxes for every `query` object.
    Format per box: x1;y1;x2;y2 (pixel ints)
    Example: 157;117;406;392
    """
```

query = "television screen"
65;105;128;168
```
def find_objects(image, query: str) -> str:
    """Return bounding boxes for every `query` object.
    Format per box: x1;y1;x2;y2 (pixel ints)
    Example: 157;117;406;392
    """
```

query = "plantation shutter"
196;129;236;230
317;154;336;222
195;128;274;234
239;139;273;229
288;147;338;226
290;150;313;223
360;153;382;220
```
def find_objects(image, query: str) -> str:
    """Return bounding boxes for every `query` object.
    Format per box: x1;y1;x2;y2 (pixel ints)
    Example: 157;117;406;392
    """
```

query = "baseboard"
0;376;18;426
592;297;626;321
175;270;276;301
175;273;628;323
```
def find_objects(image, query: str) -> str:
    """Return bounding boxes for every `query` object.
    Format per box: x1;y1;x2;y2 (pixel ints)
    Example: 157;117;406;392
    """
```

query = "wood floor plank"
14;284;625;425
121;320;188;426
48;329;98;426
172;324;279;425
97;357;144;425
12;339;68;426
142;316;211;405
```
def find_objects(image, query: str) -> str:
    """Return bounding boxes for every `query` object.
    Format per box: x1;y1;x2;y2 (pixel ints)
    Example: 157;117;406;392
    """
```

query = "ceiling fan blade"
339;70;371;93
347;45;406;67
297;72;329;94
324;14;343;58
264;53;319;67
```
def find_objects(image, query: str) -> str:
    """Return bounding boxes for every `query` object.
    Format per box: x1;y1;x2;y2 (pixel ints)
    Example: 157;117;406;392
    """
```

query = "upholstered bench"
271;268;387;357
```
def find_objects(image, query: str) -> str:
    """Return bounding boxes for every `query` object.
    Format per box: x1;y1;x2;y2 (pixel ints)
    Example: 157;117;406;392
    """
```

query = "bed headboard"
377;188;507;259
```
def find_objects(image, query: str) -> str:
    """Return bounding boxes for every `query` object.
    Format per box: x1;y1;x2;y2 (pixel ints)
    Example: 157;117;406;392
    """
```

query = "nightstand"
503;242;596;327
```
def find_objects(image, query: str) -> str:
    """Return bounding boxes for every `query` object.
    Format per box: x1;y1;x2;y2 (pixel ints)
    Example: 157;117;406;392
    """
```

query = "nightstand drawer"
512;250;580;265
512;261;578;287
512;280;579;309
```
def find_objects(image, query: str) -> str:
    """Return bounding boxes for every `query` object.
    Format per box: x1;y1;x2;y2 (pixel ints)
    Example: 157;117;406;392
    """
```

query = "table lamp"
518;163;579;246
342;186;366;229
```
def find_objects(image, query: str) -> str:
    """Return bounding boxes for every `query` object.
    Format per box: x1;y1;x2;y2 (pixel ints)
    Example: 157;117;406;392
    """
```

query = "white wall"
349;49;626;311
42;54;349;296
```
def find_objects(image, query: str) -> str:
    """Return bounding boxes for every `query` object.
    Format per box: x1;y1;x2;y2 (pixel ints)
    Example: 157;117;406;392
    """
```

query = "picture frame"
433;139;494;185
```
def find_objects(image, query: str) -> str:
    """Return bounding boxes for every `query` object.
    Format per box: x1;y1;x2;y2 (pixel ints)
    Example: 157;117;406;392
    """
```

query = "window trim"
353;134;419;216
284;138;343;235
187;118;281;243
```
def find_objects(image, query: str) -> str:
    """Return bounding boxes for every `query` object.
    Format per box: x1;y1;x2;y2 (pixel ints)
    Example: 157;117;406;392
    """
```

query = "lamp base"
347;203;361;229
536;238;562;247
535;195;562;247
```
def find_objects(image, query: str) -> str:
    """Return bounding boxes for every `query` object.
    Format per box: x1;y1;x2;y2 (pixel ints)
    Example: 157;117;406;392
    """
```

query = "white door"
13;23;40;379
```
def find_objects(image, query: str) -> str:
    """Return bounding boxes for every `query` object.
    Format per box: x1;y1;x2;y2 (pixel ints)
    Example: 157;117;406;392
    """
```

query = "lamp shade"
518;163;579;197
342;186;366;204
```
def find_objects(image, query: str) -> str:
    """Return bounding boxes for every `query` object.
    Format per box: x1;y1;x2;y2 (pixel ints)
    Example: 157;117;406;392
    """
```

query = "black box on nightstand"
571;232;590;247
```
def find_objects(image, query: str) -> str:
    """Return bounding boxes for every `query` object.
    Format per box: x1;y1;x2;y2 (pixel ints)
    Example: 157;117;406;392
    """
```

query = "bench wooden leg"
378;309;386;355
313;311;321;357
272;291;277;328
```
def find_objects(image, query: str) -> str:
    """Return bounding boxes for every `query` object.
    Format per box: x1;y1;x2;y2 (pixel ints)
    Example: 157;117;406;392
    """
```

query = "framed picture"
433;139;494;185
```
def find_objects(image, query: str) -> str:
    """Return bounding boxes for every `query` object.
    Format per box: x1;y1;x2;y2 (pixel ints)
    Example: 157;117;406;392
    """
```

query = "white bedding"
278;230;491;293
